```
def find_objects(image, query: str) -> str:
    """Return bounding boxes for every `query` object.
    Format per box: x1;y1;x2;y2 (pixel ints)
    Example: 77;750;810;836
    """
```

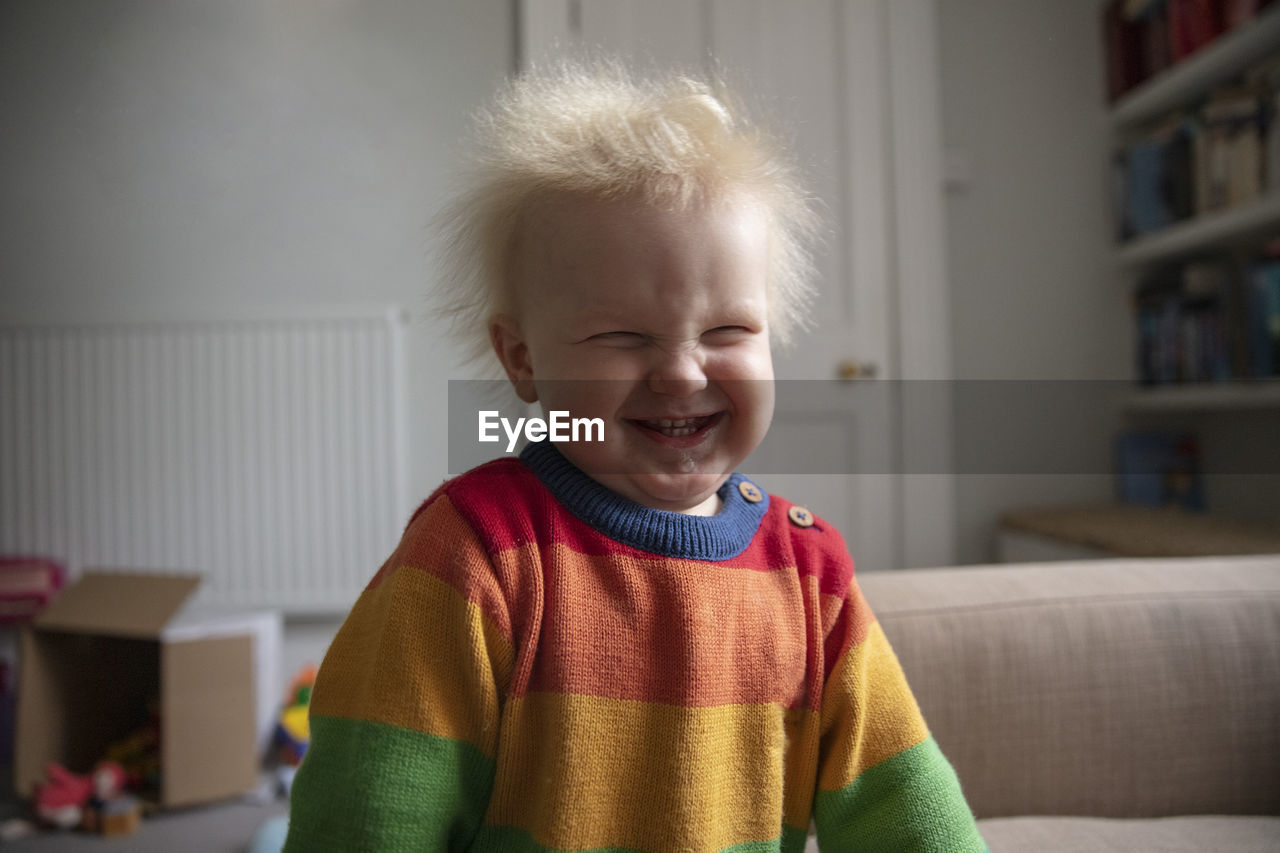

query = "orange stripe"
817;621;929;792
486;692;800;851
823;579;877;681
523;542;813;707
311;566;514;758
371;494;547;651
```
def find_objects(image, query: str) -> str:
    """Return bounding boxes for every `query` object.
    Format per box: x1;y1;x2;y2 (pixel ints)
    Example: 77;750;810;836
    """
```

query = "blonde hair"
433;58;820;367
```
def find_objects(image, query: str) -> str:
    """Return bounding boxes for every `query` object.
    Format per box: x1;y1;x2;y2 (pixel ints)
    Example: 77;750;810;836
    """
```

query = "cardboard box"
14;571;281;809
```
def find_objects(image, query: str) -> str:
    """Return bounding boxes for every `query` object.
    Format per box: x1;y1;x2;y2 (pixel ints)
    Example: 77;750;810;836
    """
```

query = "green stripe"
283;714;495;852
470;822;811;852
814;736;988;853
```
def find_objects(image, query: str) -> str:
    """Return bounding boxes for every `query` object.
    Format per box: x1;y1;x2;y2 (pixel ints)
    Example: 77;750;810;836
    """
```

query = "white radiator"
0;309;407;614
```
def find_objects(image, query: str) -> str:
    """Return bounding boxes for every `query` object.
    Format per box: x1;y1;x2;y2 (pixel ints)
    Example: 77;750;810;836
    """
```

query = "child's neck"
682;492;723;517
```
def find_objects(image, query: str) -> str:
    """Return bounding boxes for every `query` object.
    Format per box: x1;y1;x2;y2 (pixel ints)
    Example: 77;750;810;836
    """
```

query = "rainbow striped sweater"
284;442;986;852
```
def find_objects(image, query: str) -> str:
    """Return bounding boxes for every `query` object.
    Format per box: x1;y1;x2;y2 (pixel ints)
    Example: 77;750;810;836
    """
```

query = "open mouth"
629;413;723;439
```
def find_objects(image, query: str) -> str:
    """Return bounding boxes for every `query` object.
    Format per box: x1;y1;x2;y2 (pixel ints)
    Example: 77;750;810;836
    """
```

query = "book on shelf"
1169;0;1224;63
1114;115;1200;239
1112;54;1275;242
1132;254;1280;383
1246;54;1280;192
1122;134;1176;237
1249;257;1280;375
1115;430;1205;510
1223;0;1280;29
1125;0;1165;18
1143;2;1174;81
1102;0;1277;103
1105;0;1174;102
1105;0;1146;102
1199;86;1267;213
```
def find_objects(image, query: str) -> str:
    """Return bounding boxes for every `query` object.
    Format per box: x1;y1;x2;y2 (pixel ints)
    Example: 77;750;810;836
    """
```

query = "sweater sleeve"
283;494;516;852
812;577;987;852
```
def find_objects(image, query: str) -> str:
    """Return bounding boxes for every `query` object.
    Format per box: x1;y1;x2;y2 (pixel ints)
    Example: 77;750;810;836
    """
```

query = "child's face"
493;193;775;515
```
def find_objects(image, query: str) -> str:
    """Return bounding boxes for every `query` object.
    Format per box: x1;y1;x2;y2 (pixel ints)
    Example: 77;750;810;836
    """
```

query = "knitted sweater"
284;442;987;852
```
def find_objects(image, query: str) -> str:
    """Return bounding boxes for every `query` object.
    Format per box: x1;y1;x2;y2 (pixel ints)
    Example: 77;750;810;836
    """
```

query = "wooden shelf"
1001;503;1280;558
1126;381;1280;412
1116;192;1280;268
1111;4;1280;128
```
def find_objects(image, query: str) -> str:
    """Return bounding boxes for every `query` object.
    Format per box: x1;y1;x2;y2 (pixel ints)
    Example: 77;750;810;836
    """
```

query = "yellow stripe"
782;706;821;830
817;621;929;792
487;693;796;851
393;495;516;638
310;566;515;759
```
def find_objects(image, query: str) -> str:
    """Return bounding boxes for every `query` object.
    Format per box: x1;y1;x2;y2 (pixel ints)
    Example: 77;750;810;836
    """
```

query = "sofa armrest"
858;555;1280;819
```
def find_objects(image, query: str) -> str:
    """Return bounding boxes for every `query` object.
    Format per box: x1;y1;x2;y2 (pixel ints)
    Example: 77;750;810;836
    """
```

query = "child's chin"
627;472;730;513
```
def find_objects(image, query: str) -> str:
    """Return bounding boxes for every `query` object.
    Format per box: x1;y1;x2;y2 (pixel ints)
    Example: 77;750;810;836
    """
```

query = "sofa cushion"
979;815;1280;852
857;556;1280;820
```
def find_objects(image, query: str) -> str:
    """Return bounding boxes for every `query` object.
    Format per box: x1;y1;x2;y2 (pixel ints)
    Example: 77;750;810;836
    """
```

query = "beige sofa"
858;555;1280;853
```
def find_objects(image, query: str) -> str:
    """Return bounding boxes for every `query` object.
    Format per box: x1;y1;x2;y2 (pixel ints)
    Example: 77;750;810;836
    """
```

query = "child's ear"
490;314;538;403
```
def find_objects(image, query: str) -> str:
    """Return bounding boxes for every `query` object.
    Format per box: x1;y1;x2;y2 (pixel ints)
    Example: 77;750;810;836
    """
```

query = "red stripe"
443;458;856;595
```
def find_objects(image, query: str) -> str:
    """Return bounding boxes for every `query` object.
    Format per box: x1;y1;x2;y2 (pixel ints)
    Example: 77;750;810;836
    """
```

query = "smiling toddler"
284;61;986;852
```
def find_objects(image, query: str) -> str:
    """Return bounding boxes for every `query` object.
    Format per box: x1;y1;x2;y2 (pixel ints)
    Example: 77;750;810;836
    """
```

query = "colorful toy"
91;761;126;800
83;764;140;835
31;759;144;835
80;760;141;836
32;763;93;829
0;557;65;625
82;796;142;837
273;665;317;767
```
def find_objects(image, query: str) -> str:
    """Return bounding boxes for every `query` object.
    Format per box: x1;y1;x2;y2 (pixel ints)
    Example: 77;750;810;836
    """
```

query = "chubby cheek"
714;341;774;399
532;376;631;427
721;348;774;447
713;335;774;380
533;351;649;424
731;378;775;448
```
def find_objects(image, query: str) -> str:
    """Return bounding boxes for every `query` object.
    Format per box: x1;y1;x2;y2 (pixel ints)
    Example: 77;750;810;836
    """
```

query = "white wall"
5;1;1239;661
0;0;511;479
937;0;1132;563
0;0;512;671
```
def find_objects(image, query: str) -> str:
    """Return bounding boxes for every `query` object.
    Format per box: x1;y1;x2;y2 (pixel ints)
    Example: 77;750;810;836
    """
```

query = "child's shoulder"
749;483;857;591
402;456;548;553
756;486;850;552
414;456;536;515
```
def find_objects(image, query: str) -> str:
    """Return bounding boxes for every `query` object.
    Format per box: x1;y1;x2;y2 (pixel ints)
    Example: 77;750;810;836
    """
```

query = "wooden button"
788;505;815;528
738;481;763;503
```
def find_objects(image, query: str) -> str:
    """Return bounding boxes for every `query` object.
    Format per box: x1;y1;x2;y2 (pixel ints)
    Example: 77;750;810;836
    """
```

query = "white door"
517;0;953;572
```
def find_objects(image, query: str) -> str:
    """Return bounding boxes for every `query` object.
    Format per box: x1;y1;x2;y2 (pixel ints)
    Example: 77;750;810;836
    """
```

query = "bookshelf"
1111;4;1280;128
1126;380;1280;411
1108;2;1280;410
1117;191;1280;267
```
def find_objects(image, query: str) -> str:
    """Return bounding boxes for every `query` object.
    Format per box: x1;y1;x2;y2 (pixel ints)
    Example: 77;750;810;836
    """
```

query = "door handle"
836;360;879;381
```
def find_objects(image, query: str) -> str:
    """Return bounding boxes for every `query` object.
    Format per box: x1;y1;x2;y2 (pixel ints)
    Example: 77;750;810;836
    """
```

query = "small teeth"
639;416;706;437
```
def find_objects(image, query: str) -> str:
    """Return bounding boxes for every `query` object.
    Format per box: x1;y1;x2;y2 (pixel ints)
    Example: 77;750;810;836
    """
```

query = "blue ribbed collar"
518;440;768;561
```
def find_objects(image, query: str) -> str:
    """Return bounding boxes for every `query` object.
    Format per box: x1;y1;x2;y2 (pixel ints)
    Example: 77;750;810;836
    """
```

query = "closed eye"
583;331;646;346
703;325;753;339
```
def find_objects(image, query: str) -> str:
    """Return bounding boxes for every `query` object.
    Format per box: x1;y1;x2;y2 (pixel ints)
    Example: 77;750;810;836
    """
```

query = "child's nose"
647;347;708;397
